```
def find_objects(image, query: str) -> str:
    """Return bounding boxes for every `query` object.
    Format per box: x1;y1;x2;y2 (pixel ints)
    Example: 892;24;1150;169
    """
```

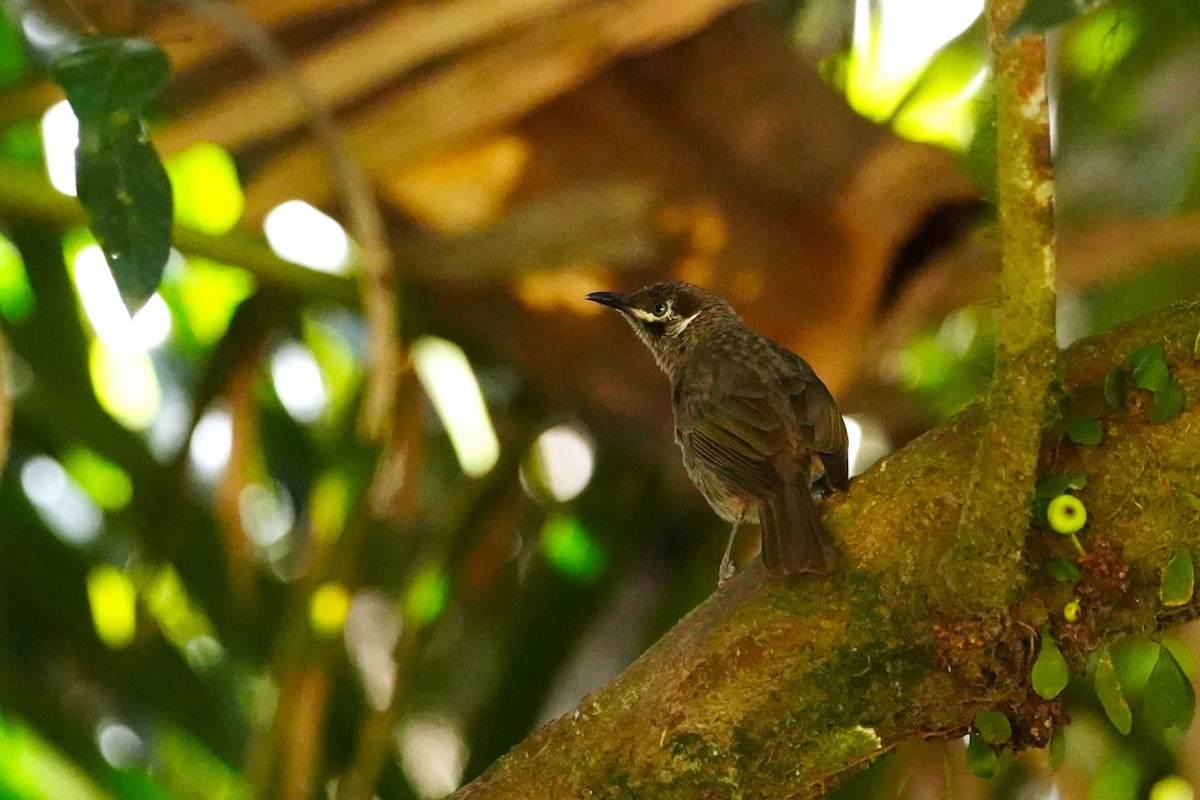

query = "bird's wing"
782;362;850;490
680;374;786;498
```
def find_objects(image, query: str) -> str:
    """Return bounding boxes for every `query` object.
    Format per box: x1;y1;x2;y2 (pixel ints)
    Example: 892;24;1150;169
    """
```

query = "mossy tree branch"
451;303;1200;800
939;0;1059;615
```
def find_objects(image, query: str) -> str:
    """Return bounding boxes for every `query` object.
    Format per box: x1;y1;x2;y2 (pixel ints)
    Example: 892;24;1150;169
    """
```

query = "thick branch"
452;302;1200;800
940;0;1058;613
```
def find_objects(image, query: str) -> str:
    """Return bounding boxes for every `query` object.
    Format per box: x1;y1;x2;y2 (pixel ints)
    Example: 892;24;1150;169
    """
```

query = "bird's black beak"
586;291;629;312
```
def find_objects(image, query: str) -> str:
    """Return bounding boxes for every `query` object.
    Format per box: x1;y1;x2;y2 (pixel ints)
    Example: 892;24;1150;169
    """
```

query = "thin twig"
176;0;403;443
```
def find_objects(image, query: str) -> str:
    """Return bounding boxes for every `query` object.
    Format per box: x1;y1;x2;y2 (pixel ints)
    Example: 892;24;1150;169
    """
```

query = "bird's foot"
718;556;737;586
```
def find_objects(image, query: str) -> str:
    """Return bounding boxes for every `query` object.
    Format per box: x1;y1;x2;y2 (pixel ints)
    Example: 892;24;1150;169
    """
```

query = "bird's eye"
653;303;668;317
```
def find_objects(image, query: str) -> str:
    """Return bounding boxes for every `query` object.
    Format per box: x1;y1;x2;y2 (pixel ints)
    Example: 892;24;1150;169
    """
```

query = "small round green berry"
1048;494;1087;535
1063;599;1081;622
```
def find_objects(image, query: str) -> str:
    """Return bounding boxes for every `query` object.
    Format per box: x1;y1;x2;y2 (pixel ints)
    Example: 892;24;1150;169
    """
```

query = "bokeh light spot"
238;482;294;548
310;471;351;544
166;142;244;236
87;565;137;649
89;340;161;430
309;583;351;637
270;340;329;423
405;566;449;627
411;336;499;478
95;720;145;768
63;448;133;511
41;99;78;196
399;716;468;799
263;200;352;274
529;425;595;502
189;406;233;481
540;516;604;582
20;454;102;545
72;245;172;352
0;234;34;320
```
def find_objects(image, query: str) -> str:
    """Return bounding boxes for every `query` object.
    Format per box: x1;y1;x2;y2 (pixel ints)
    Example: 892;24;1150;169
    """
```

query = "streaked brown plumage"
587;281;848;581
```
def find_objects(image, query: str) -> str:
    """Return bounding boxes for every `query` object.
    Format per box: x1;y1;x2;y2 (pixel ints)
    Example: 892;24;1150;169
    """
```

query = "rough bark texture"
451;302;1200;800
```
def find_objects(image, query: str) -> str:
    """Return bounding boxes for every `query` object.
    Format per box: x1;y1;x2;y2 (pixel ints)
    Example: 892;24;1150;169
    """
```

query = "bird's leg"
718;520;740;585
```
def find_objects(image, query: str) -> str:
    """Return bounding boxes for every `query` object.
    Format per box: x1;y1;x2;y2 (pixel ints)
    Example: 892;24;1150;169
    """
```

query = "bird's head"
587;281;739;375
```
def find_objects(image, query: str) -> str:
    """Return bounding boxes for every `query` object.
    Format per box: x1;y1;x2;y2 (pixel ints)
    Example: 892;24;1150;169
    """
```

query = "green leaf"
1094;646;1133;734
1104;367;1127;410
1111;636;1162;700
1129;343;1167;370
1032;632;1069;699
1132;357;1171;392
1045;556;1081;582
1048;726;1067;771
1149;381;1186;424
965;732;998;779
1194;327;1200;360
1007;0;1095;37
52;37;174;312
1035;473;1087;500
1143;646;1196;732
1067;417;1102;445
973;710;1012;745
1161;547;1194;608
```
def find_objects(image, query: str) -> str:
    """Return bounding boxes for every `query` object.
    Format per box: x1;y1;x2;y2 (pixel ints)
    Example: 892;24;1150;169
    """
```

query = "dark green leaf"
1132;357;1170;392
1048;726;1067;771
1144;646;1196;732
52;38;174;312
1036;472;1087;499
1007;0;1095;37
1045;556;1081;582
1104;367;1126;410
1161;547;1194;608
965;732;998;779
1129;343;1167;369
1149;381;1186;424
1067;417;1103;446
1033;632;1069;699
973;710;1012;745
1095;647;1133;734
1036;474;1071;500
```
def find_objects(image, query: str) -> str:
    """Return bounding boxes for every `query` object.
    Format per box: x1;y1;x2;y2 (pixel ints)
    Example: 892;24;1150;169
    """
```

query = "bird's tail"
759;484;833;576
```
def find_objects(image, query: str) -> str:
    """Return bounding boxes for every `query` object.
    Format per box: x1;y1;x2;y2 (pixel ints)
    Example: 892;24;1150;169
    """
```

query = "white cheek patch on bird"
629;307;662;323
666;311;701;338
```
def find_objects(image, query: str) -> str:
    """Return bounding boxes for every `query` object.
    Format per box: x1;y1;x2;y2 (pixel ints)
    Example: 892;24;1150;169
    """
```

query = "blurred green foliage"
0;1;1199;799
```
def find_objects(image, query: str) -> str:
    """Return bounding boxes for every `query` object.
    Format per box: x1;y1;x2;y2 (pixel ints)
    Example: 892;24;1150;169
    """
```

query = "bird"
587;281;849;582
